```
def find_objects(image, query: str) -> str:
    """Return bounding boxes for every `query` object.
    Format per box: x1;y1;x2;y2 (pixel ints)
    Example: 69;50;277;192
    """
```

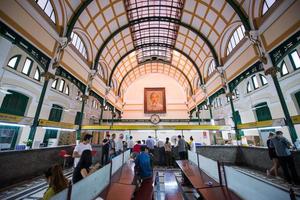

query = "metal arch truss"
108;43;203;87
117;59;195;96
93;16;219;73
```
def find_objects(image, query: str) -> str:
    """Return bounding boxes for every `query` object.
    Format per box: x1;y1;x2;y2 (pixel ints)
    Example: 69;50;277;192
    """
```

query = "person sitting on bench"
135;146;153;184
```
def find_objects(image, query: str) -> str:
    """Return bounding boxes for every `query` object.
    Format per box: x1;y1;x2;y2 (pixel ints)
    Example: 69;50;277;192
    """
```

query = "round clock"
150;114;160;124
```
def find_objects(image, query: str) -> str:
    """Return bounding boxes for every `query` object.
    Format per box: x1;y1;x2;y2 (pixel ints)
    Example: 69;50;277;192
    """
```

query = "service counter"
0;144;103;189
196;145;300;176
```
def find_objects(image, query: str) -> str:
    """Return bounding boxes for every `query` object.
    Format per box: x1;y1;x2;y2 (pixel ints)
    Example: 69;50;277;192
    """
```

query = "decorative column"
248;30;298;143
265;67;298;143
28;37;69;145
28;72;55;142
76;94;88;140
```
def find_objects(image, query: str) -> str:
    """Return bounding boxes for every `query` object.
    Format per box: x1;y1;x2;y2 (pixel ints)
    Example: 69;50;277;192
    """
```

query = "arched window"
259;74;268;86
7;55;21;69
64;85;69;95
247;82;252;93
35;0;56;23
34;68;41;81
280;61;289;76
254;102;272;121
262;0;276;15
226;25;245;56
207;60;216;76
290;50;300;69
70;32;88;59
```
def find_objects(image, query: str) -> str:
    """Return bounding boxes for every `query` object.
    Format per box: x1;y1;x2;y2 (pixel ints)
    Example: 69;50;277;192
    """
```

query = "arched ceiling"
63;0;250;97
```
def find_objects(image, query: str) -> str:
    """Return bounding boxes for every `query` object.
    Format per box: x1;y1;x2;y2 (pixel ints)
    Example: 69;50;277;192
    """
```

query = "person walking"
189;136;196;153
115;133;124;154
72;134;93;167
146;136;155;154
157;139;165;166
271;131;299;185
101;134;110;166
177;135;186;160
127;136;135;152
164;137;172;167
266;132;279;177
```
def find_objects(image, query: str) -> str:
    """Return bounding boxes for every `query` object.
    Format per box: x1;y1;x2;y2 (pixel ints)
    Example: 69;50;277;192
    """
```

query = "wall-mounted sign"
0;113;33;125
38;119;77;129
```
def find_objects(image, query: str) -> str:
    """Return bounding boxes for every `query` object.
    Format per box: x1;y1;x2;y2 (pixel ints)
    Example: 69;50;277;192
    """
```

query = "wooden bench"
176;160;242;200
134;174;156;200
105;160;136;200
176;160;220;189
164;171;184;200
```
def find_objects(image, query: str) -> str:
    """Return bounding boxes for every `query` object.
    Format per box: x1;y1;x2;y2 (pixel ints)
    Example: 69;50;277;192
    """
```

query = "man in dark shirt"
135;146;153;180
101;134;110;165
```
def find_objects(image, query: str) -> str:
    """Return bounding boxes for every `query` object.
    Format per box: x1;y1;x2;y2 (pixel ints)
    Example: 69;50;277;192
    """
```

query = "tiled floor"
0;168;73;200
233;166;300;195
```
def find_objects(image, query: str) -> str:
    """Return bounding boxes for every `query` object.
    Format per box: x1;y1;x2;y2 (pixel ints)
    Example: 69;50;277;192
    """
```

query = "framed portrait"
144;88;166;113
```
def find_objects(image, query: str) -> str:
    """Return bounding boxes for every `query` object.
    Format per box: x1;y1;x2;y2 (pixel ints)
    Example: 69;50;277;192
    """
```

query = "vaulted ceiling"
63;0;250;97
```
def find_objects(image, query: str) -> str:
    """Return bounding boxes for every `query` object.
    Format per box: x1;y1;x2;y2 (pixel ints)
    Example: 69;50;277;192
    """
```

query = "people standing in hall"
189;136;196;153
135;146;153;182
157;138;165;166
270;131;299;185
72;150;100;184
177;135;186;160
164;137;172;167
115;133;124;154
72;134;93;167
110;133;116;156
146;136;155;154
132;140;142;159
101;134;110;166
43;164;68;200
127;136;135;152
266;132;279;177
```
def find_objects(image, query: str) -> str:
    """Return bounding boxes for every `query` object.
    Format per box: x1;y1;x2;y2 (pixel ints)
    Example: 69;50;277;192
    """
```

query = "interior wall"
123;73;188;119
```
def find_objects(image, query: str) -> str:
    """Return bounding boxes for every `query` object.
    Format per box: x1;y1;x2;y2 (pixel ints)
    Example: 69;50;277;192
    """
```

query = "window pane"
51;79;57;88
247;82;252;93
65;86;69;95
281;62;289;75
37;0;47;10
58;80;65;92
22;58;32;75
7;56;18;68
266;0;276;7
71;32;87;59
35;0;55;23
291;51;300;69
261;75;268;85
262;3;268;15
34;69;40;80
252;76;259;89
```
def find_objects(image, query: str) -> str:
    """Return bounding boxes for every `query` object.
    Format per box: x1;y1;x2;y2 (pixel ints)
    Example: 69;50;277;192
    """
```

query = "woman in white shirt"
190;136;196;153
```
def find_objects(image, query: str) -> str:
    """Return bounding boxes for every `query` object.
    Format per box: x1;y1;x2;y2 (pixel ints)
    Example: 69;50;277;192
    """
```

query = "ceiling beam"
108;43;203;87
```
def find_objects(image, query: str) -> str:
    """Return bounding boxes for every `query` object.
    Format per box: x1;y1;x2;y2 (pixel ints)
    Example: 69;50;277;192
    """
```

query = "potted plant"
23;139;33;149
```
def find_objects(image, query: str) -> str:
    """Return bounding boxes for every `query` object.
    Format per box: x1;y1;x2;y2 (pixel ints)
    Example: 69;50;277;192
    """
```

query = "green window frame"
7;55;21;69
289;50;300;70
254;102;272;121
295;91;300;113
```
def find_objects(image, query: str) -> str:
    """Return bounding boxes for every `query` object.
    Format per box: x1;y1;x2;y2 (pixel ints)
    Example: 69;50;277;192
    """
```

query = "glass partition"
224;166;291;200
111;153;123;175
198;154;219;182
123;149;131;163
187;150;198;165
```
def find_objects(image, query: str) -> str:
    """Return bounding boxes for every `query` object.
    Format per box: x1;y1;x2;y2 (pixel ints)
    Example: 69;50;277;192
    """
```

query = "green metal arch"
93;16;219;72
117;60;194;96
108;44;203;87
226;0;251;31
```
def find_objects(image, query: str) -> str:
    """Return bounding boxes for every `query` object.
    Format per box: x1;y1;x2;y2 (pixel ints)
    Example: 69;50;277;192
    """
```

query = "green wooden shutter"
43;104;63;145
255;102;272;121
0;91;29;149
295;91;300;110
75;112;82;125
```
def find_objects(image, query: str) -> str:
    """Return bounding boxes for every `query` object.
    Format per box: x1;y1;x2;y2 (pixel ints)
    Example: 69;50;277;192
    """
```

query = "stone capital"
264;67;278;77
41;72;55;81
81;94;89;101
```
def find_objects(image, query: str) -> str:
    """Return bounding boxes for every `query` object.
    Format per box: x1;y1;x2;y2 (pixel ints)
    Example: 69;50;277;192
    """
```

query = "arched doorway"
0;90;29;150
